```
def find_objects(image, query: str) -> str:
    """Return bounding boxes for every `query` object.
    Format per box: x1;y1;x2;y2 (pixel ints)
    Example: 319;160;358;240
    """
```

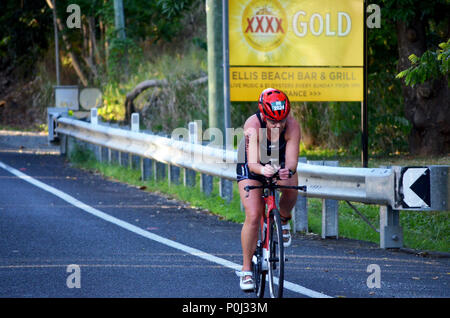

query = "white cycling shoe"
282;223;292;247
236;270;254;291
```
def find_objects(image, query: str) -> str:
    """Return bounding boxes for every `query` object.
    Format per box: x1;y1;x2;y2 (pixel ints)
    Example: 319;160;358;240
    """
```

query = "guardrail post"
95;145;102;162
323;160;339;238
101;147;108;163
153;160;166;181
140;158;152;181
169;164;181;186
308;160;339;239
128;153;133;169
67;135;76;157
47;107;68;144
129;113;141;169
131;113;139;132
130;154;140;170
109;149;119;164
60;134;67;156
184;169;196;187
293;157;308;232
90;108;98;125
220;179;233;202
380;205;403;248
184;121;199;187
119;151;129;167
201;174;213;196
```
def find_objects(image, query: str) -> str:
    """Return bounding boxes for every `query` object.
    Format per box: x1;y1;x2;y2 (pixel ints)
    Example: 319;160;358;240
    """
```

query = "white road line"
0;160;331;298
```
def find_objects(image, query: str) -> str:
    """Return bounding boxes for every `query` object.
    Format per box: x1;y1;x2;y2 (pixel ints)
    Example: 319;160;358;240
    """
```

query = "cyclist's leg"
277;171;298;246
238;178;264;274
277;170;298;219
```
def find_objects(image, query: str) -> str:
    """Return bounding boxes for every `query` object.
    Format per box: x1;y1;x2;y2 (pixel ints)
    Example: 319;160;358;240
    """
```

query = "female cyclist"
236;88;301;291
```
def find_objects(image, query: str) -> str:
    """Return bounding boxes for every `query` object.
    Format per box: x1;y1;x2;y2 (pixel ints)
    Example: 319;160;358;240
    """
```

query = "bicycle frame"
245;179;307;245
261;187;276;251
255;182;306;248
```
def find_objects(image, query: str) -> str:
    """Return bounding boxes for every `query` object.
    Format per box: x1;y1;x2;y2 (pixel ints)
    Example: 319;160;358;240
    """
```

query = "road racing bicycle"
244;171;306;298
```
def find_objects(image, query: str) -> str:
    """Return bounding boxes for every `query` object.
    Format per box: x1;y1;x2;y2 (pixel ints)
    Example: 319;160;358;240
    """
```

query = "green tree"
397;39;449;86
378;0;449;155
0;1;52;77
39;0;200;87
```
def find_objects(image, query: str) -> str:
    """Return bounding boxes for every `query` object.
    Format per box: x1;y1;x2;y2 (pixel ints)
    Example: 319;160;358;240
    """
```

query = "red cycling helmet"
258;88;291;122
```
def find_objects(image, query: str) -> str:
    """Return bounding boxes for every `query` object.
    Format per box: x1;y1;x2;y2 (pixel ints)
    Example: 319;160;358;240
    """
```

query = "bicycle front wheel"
268;209;284;298
254;240;266;298
254;219;267;298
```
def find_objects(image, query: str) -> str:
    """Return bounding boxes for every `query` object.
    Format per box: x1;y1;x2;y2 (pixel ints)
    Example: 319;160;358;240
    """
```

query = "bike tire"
254;241;266;298
268;209;284;298
254;221;266;298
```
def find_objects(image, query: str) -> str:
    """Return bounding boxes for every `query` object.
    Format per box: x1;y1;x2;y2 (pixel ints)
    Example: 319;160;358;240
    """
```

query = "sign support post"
362;0;368;167
206;0;224;140
222;0;232;149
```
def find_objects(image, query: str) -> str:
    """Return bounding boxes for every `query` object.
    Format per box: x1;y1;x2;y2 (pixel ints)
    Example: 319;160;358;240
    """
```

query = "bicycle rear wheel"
268;209;284;298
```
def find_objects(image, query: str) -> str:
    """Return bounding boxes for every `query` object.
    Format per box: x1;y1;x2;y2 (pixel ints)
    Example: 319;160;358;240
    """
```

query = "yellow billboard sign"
230;67;363;101
228;0;364;101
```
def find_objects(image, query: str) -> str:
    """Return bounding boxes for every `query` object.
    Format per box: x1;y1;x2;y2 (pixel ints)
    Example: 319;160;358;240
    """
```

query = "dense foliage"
397;39;450;86
0;1;52;77
0;0;448;155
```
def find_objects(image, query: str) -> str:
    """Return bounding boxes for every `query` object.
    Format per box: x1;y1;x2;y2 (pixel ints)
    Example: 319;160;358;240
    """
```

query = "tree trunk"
396;17;450;156
81;17;98;81
124;79;169;122
88;16;102;66
123;76;208;123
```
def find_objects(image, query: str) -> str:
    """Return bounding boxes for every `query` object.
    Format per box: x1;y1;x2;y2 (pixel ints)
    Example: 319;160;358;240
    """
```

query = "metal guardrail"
52;110;449;249
56;116;396;204
56;116;237;179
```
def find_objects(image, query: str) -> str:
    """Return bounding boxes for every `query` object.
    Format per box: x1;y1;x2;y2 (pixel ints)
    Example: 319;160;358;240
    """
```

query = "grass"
69;144;245;225
0;123;48;133
68;144;450;253
307;200;450;252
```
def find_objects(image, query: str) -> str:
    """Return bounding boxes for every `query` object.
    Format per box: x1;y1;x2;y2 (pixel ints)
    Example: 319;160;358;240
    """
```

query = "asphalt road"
0;138;449;299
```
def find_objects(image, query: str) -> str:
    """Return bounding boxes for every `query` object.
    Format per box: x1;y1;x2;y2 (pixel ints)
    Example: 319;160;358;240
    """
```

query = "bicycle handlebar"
244;184;307;192
243;167;307;193
244;170;307;193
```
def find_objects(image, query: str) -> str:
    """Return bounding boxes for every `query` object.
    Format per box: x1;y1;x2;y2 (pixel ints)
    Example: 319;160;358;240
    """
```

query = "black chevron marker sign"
401;168;431;208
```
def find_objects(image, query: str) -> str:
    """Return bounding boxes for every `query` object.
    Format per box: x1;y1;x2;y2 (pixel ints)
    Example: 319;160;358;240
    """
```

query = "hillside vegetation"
1;0;449;157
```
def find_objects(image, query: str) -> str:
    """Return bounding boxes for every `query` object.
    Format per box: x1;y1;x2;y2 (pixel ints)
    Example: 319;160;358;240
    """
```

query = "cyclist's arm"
246;125;263;175
245;119;275;177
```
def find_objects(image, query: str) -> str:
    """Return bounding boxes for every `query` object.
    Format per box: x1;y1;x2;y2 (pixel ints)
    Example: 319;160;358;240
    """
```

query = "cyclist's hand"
278;168;291;180
261;164;277;178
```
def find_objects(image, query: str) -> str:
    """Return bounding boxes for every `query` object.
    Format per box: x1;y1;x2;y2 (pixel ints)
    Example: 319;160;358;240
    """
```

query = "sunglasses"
266;117;288;125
